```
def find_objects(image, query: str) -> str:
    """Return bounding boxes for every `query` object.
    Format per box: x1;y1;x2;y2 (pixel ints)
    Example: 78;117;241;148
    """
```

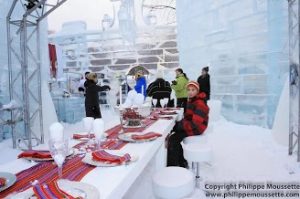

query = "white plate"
118;132;159;143
0;172;16;193
6;179;100;199
82;150;138;167
160;110;177;115
122;124;144;128
22;149;74;162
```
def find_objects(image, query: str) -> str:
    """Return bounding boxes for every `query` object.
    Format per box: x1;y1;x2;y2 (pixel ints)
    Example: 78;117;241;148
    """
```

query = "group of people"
146;67;210;109
147;67;210;167
134;66;211;167
80;66;211;168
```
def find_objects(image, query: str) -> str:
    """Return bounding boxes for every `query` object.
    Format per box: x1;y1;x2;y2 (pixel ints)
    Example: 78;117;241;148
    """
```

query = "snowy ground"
0;108;300;198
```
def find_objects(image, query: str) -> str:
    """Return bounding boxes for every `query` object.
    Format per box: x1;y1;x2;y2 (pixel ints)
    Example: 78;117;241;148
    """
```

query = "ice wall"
176;0;289;128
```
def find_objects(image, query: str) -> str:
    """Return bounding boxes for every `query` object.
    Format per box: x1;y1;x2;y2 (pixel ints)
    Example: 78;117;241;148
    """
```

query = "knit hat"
202;66;209;72
186;81;199;91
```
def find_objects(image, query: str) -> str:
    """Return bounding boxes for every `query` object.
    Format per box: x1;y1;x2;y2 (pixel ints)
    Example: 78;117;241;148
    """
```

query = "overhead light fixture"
24;0;41;10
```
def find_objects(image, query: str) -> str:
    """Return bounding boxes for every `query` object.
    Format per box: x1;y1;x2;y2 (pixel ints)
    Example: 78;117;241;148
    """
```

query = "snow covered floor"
0;109;300;198
201;118;300;182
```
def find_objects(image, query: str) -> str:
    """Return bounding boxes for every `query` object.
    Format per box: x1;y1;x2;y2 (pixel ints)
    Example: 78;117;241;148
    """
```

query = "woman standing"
171;68;189;110
197;66;210;103
84;73;110;118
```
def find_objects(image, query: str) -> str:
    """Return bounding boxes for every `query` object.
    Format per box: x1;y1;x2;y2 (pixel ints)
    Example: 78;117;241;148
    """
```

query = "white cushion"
152;167;194;199
182;143;212;163
183;134;208;145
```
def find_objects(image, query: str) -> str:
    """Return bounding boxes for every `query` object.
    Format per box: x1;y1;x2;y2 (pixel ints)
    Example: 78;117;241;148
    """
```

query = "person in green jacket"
171;68;189;111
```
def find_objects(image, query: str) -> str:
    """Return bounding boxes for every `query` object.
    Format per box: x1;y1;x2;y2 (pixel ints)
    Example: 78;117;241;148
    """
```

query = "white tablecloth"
0;109;183;199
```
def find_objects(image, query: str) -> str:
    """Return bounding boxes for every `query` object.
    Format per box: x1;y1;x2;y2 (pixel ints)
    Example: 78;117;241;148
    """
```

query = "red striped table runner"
0;117;156;198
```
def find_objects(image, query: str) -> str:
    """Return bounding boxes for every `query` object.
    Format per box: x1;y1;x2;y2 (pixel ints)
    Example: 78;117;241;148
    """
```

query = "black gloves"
171;80;177;85
102;85;111;91
78;87;84;92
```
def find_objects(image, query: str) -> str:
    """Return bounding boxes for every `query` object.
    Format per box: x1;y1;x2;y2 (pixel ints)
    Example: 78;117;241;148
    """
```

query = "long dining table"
0;108;183;199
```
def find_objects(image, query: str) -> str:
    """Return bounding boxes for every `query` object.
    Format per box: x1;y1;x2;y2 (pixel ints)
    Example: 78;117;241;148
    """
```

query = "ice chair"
181;135;213;188
152;166;195;199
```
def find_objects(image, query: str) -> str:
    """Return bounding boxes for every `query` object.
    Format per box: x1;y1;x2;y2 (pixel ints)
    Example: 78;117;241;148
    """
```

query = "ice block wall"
176;0;289;128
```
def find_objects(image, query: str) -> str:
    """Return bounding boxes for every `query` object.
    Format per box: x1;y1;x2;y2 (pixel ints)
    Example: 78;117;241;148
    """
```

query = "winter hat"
86;72;98;83
186;81;199;91
202;66;209;72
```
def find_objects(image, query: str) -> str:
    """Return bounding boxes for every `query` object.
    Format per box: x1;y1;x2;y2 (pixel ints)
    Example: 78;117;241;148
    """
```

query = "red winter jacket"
177;92;209;136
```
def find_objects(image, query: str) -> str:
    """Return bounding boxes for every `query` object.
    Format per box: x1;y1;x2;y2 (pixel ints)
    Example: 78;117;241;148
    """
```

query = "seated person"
146;70;172;107
167;81;209;167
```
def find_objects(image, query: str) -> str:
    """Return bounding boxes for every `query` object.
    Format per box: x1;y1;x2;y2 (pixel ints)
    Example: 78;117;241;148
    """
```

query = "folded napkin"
159;111;177;115
131;132;162;140
18;150;52;159
150;117;158;121
92;150;131;164
73;133;95;139
0;178;6;187
33;181;81;199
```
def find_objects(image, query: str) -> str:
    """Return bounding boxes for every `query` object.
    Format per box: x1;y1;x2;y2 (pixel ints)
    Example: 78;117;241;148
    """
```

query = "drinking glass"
163;98;169;109
49;139;69;179
152;98;158;112
93;119;104;150
160;99;166;110
83;117;94;145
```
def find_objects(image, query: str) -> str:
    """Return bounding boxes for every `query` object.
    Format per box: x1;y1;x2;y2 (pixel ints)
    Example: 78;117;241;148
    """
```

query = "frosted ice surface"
176;0;289;128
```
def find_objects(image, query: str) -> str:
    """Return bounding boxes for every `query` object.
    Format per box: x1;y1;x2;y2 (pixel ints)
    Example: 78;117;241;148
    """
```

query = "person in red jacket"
167;81;209;167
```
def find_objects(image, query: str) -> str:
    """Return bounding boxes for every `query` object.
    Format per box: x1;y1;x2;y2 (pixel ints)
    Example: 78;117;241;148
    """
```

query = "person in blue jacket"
134;70;147;97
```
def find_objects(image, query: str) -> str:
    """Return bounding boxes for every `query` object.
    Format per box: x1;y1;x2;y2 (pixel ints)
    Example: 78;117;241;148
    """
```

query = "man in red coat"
167;81;209;167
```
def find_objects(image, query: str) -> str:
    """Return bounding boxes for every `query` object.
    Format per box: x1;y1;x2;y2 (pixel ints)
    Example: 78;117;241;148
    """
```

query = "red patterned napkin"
0;178;6;187
159;110;177;115
73;133;95;139
131;132;162;140
92;150;131;164
18;150;52;159
33;181;81;199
